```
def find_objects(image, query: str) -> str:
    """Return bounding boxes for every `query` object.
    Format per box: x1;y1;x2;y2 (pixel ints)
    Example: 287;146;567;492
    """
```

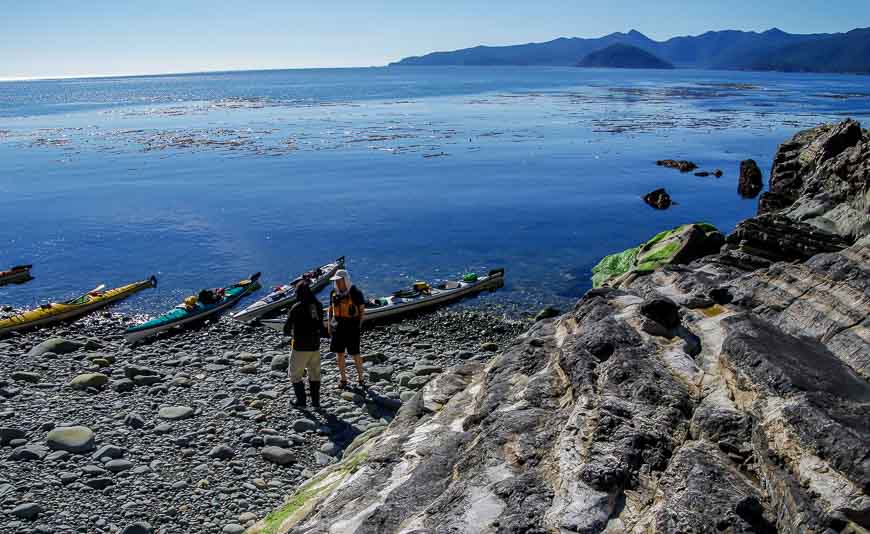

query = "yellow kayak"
0;276;157;334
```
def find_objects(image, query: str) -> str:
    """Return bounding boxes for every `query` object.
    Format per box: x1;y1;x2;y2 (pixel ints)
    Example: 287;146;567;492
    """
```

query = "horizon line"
4;24;867;82
0;64;387;83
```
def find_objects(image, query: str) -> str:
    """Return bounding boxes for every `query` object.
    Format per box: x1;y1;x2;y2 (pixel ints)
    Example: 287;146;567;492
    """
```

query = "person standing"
328;269;365;389
284;280;324;408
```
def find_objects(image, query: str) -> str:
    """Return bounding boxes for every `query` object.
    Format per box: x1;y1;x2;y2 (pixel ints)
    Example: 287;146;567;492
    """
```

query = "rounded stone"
69;373;108;390
47;425;95;453
120;521;154;534
261;446;294;466
11;502;43;519
158;406;194;420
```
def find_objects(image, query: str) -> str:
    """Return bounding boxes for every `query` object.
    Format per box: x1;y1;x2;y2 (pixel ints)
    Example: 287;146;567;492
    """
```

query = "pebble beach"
0;307;527;533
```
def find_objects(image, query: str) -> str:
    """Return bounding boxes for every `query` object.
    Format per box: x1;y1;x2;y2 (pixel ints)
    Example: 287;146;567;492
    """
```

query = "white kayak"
232;257;344;323
261;268;504;333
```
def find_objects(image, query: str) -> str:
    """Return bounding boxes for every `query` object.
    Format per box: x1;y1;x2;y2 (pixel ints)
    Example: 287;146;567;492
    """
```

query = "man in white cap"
328;269;366;389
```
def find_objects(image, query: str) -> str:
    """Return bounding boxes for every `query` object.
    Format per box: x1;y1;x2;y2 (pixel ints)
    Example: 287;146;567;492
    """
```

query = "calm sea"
2;67;870;315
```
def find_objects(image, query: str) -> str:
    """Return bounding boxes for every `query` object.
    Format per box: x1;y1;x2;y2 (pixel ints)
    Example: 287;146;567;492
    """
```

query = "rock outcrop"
738;159;763;198
592;223;724;288
642;188;672;209
251;120;870;534
759;118;869;239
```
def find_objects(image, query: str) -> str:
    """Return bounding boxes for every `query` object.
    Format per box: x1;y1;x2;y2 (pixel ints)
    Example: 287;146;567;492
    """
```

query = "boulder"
10;502;43;520
9;444;49;461
270;354;289;372
643;188;672;209
0;427;26;445
592;223;724;287
120;522;154;534
26;337;82;357
208;444;235;460
368;365;394;382
69;373;108;390
158;406;194;421
112;378;136;392
261;446;294;466
11;371;40;383
47;426;95;453
738;159;763;198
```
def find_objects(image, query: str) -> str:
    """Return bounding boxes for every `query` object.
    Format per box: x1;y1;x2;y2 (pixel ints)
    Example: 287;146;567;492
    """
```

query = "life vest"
331;290;360;319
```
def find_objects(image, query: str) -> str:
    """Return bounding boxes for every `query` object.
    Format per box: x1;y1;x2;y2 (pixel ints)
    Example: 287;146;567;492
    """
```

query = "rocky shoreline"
0;309;527;533
244;119;869;534
3;118;869;534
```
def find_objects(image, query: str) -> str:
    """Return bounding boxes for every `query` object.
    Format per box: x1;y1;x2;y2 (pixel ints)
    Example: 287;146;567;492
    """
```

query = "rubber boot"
292;381;307;408
309;381;321;409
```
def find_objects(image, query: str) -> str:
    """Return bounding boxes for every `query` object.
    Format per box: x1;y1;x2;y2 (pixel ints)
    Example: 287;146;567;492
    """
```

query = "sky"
2;0;869;79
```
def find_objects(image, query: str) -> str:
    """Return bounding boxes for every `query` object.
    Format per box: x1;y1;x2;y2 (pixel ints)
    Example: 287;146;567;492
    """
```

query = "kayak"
0;265;33;286
232;257;344;323
125;273;261;343
261;268;504;333
0;276;157;335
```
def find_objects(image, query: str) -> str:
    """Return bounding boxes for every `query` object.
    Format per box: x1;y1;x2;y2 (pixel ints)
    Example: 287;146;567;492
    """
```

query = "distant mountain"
390;27;870;73
578;44;674;69
746;28;870;73
392;30;657;67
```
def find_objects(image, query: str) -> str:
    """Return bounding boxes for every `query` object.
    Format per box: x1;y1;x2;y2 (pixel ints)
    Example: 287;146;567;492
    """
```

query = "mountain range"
390;27;870;73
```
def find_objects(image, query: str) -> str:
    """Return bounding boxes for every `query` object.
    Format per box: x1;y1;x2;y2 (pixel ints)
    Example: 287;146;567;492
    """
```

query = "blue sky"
3;0;868;79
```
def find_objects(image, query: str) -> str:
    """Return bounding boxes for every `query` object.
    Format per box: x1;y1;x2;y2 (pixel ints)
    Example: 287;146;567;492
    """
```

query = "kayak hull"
126;274;261;344
260;269;504;334
0;265;33;286
0;276;157;335
232;257;344;323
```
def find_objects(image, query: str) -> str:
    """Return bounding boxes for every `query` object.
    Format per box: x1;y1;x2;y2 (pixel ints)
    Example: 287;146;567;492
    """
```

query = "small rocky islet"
3;118;870;533
0;307;525;533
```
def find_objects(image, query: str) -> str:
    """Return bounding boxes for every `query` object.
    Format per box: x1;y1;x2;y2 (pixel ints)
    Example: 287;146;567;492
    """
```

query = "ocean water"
2;67;870;316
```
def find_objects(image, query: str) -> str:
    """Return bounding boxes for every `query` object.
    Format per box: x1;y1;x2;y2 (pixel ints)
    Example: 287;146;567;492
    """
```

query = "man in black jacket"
284;280;325;408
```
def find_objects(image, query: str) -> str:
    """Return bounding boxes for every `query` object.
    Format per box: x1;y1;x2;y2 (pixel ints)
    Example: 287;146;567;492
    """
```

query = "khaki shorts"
289;350;321;383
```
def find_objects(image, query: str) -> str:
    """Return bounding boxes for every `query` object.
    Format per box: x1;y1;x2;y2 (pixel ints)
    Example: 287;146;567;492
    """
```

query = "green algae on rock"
591;222;724;287
248;435;380;534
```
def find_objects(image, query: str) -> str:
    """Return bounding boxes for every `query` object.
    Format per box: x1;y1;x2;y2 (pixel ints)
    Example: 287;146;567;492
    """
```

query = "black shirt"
284;300;324;351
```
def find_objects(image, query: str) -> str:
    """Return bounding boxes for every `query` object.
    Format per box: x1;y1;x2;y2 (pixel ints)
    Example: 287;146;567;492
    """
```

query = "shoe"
338;380;348;390
292;381;307;408
309;381;321;409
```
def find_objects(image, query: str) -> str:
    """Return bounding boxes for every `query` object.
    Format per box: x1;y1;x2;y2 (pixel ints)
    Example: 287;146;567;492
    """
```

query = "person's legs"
336;352;348;388
348;323;364;386
288;350;307;407
331;322;349;389
308;353;322;408
352;354;365;386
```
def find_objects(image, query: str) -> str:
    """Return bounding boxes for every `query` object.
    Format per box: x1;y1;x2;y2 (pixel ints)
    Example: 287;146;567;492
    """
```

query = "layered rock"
251;120;870;534
759;118;869;239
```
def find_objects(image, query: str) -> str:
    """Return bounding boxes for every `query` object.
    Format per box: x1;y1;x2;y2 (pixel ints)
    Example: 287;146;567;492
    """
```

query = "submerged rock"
643;187;672;209
656;159;698;172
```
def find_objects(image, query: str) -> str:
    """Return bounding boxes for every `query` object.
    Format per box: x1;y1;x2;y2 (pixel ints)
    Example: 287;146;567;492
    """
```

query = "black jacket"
284;300;324;351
